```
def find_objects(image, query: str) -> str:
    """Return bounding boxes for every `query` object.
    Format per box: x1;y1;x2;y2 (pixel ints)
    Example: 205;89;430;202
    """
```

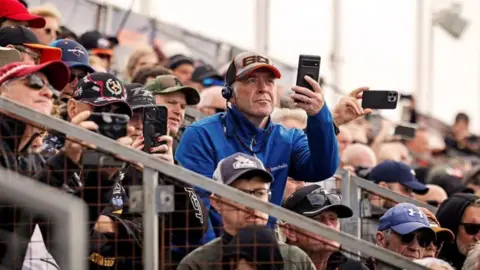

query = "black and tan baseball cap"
225;51;281;86
145;74;200;105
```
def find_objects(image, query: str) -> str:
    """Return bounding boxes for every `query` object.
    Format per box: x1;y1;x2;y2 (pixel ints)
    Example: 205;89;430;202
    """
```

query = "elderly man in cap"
145;74;200;139
361;161;429;244
282;185;368;270
176;51;370;242
0;60;69;268
178;152;315;270
375;203;436;262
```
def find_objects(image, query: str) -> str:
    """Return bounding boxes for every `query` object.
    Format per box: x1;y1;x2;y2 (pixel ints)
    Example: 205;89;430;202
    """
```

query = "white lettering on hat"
132;87;152;98
91;85;100;92
106;78;122;96
407;209;423;217
410;169;416;176
67;47;86;57
232;156;258;170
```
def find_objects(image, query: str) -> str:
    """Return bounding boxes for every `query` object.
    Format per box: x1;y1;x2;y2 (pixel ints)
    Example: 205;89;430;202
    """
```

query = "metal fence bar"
352;174;438;213
0;168;88;270
340;170;361;238
0;97;428;270
142;167;159;270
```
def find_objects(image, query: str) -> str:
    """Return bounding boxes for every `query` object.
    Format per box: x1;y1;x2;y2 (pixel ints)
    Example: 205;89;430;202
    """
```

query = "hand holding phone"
296;55;321;91
143;105;168;153
361;90;398;110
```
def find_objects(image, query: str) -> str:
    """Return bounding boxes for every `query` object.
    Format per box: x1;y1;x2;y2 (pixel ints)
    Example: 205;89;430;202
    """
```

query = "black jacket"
327;252;369;270
0;114;47;269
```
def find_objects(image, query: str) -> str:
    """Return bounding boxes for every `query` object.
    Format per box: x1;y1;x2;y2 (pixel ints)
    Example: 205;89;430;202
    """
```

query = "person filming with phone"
176;51;371;242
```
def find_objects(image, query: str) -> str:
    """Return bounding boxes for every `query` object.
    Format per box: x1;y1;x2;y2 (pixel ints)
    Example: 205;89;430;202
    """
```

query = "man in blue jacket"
176;51;358;242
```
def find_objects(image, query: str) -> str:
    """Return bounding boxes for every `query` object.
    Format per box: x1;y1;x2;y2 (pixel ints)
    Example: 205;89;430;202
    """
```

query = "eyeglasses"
8;73;58;98
394;231;433;248
44;28;60;36
238;188;271;200
461;223;480;235
12;45;40;64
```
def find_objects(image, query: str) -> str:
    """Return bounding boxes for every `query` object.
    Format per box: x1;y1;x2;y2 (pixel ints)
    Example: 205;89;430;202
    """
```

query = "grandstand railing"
1;97;430;269
0;168;88;270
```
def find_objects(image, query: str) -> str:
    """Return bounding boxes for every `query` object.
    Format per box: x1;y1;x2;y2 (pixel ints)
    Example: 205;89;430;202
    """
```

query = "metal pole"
143;167;159;270
254;0;270;55
329;0;343;103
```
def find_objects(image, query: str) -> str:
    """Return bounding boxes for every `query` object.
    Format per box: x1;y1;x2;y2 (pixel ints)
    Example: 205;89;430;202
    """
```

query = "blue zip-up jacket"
175;105;339;242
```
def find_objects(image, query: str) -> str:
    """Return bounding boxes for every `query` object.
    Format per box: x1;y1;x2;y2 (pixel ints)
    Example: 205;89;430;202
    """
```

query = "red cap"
0;61;70;90
0;0;46;28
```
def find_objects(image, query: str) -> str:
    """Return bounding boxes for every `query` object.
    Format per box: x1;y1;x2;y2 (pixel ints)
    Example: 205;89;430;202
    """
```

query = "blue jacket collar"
224;105;273;142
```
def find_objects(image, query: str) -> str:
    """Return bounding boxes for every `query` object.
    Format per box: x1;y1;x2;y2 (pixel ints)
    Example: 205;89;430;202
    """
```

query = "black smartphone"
143;105;168;153
88;113;129;140
361;91;398;109
296;55;321;91
394;125;416;140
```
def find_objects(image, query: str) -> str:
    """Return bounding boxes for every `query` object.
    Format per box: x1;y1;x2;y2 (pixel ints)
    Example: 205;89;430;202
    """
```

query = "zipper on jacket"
250;137;256;156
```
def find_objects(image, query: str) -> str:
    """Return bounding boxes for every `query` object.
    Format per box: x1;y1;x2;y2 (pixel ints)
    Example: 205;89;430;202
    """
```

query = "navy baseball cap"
368;161;429;195
213;153;273;186
378;203;435;237
50;39;94;73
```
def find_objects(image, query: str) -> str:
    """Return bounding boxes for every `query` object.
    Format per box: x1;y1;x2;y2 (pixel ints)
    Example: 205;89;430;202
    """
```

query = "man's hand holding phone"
291;75;325;116
65;111;133;164
333;87;373;127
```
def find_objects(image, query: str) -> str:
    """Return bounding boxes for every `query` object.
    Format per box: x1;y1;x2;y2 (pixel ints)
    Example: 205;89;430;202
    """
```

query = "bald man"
342;143;377;169
196;86;226;116
414;184;448;207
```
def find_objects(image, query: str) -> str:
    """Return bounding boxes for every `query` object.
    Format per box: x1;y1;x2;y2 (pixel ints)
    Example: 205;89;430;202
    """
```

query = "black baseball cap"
125;83;155;110
283;184;353;218
0;26;61;63
72;72;132;117
191;64;222;83
168;54;194;70
79;30;118;56
213;153;273;186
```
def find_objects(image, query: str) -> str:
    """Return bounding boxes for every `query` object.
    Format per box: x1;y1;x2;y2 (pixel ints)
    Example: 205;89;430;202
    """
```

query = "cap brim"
226;168;273;186
431;227;455;243
82;99;132;118
403;181;429;195
24;43;62;63
302;204;353;219
158;86;200;106
0;48;21;66
6;13;46;28
90;48;114;56
236;64;281;81
36;61;70;91
64;61;95;73
391;222;433;235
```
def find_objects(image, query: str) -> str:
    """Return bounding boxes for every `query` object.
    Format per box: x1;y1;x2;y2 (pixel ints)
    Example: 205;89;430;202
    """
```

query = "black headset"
221;60;237;100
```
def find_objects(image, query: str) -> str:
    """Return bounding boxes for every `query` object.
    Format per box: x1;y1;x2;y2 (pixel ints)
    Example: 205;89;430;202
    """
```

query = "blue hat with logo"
50;39;94;73
378;203;434;236
368;161;429;195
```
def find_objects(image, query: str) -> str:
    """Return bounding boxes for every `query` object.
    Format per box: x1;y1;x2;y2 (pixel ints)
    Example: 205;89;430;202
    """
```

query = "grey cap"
213;153;273;186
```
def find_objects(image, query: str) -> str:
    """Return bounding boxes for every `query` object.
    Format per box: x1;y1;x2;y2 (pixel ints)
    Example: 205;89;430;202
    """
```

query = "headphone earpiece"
222;85;233;100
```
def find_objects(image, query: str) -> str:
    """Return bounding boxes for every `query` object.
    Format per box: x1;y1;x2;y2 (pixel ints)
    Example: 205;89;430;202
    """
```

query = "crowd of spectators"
1;0;480;269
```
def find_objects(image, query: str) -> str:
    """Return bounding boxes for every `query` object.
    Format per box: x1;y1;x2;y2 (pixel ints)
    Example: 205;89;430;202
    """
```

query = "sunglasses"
21;73;59;98
202;78;224;87
306;188;342;207
69;72;88;83
395;231;433;248
45;28;60;36
461;223;480;235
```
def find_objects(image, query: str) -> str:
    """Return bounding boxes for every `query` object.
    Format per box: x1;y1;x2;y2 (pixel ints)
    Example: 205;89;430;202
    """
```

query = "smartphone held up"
361;90;399;110
296;55;321;91
143;105;168;153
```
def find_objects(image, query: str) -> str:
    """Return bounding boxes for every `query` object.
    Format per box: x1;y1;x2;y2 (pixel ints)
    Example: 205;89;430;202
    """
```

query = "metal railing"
0;168;87;270
1;96;430;269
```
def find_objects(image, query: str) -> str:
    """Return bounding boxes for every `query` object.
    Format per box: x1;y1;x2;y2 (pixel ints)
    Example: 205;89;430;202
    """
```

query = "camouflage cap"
145;75;200;105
